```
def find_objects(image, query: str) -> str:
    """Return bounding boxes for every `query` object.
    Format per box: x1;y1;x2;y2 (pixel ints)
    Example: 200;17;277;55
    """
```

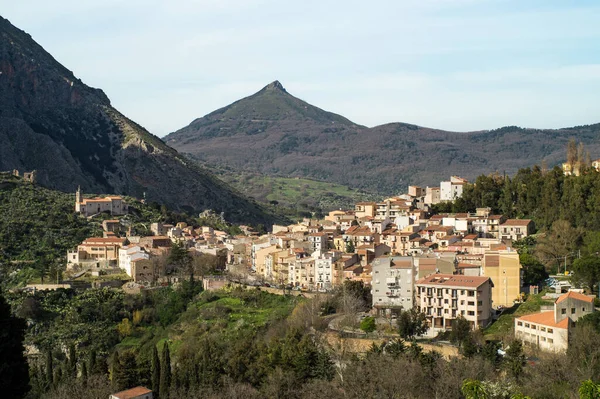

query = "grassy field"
484;291;554;340
220;172;380;216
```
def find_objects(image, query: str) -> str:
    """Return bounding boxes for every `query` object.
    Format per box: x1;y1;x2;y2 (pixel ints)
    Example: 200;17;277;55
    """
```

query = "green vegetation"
217;172;378;219
484;292;553;340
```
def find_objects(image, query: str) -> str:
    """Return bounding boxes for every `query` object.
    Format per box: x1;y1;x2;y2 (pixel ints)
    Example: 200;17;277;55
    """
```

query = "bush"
360;317;376;333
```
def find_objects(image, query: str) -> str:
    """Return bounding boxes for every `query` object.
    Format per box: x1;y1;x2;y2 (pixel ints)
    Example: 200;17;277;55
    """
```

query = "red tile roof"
556;291;594;304
517;311;569;329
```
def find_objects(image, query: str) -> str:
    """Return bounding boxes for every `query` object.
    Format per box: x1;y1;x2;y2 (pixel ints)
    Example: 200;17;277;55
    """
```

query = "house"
67;237;127;269
372;256;415;315
110;386;153;399
500;219;535;242
75;187;127;217
416;274;493;332
118;245;150;277
481;250;522;308
424;187;441;205
514;291;595;352
355;202;376;218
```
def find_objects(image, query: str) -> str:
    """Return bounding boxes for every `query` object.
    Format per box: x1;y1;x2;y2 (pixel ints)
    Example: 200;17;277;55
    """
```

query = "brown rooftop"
416;273;491;288
111;386;152;399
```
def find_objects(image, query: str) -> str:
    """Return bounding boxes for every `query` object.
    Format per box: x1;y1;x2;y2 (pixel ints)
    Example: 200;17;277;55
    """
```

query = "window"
468;311;475;316
548;328;553;333
525;323;530;328
444;309;448;314
468;301;475;306
468;290;475;296
541;337;546;342
444;299;449;304
540;327;546;332
517;321;523;326
583;307;587;312
571;308;576;314
561;308;566;315
548;338;554;343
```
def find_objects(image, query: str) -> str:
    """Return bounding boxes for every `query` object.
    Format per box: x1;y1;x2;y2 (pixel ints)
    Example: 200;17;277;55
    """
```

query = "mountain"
0;16;280;224
165;81;600;194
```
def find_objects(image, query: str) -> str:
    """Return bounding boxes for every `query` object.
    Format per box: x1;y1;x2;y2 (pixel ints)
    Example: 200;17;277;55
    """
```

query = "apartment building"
481;249;522;308
416;274;493;332
500;219;535;241
372;256;415;315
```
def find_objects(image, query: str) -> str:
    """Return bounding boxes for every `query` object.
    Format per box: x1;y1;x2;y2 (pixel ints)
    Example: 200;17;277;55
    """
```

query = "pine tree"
160;343;171;399
151;345;161;395
88;349;97;376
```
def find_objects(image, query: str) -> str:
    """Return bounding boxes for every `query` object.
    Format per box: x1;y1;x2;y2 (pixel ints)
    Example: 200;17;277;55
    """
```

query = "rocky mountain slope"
166;81;600;194
0;16;280;224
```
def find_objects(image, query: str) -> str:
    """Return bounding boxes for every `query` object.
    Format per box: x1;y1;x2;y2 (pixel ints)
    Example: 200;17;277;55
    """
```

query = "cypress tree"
67;343;77;378
88;349;97;376
160;343;171;399
45;349;53;389
80;361;88;387
110;351;123;389
151;345;160;395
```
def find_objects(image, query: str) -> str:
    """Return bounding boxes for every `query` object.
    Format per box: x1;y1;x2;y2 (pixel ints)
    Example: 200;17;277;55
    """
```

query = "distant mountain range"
165;81;600;194
0;16;279;224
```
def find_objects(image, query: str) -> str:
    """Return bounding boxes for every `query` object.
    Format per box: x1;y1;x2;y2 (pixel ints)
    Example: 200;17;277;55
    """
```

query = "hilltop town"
59;173;596;356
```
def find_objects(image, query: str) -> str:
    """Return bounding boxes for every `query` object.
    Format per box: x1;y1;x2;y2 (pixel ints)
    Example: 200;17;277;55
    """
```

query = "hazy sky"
3;0;600;136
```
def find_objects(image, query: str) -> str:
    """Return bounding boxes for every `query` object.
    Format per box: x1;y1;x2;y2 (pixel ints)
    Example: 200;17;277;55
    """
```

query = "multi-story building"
440;176;468;202
314;251;341;290
481;250;522;308
416;274;493;332
118;245;150;277
67;237;127;268
372;256;415;315
424;187;441;205
308;232;328;254
515;291;595;352
500;219;535;242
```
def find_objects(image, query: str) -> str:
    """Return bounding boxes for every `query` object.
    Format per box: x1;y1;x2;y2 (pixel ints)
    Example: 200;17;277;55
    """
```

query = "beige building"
355;202;376;218
416;274;493;332
75;187;127;217
481;250;522;308
515;291;594;352
67;237;127;268
500;219;535;242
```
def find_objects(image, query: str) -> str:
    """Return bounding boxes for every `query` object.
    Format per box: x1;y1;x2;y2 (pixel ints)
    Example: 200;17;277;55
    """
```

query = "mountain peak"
263;80;286;93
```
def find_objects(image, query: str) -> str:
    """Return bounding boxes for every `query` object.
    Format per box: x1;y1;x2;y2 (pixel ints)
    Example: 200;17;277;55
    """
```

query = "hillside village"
62;175;595;355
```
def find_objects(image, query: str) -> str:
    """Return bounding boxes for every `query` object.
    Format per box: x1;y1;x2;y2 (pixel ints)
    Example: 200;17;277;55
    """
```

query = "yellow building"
482;250;522;308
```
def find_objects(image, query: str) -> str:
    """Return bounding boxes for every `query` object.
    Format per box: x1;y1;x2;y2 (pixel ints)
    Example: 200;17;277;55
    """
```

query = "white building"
75;187;127;217
514;291;594;352
440;176;467;202
314;251;341;290
372;256;415;314
118;245;150;277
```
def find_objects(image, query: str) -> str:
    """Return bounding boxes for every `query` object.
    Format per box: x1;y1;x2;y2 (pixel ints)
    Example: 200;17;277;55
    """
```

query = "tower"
76;186;81;204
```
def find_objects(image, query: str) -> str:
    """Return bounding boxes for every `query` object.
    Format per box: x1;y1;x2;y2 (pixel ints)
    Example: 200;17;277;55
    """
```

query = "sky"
3;0;600;136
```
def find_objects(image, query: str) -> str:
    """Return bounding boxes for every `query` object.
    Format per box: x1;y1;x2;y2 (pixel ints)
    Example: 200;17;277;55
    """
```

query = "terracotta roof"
556;291;594;304
502;219;532;226
111;386;152;399
457;262;479;269
484;255;500;267
416;273;491;288
463;234;478;240
517;311;569;329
